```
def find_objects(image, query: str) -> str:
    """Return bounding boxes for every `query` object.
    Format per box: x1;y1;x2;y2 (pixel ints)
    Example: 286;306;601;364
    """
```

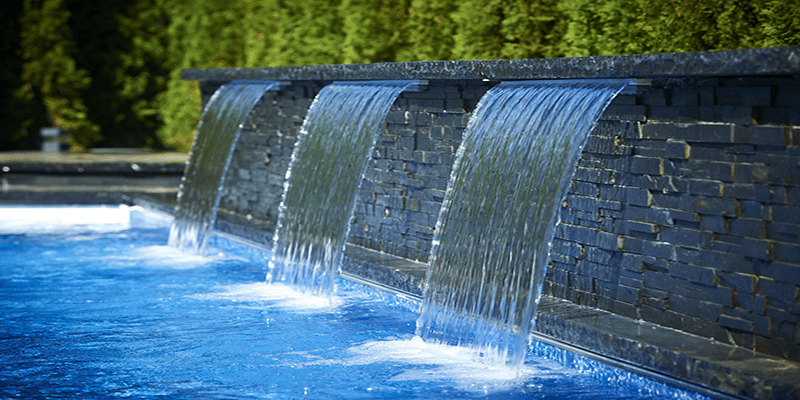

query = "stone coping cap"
182;47;799;82
0;151;189;165
0;151;188;175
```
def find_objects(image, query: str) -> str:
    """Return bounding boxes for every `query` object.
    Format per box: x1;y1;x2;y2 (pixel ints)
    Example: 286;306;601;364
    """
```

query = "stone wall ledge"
182;47;799;82
0;151;188;175
535;297;800;400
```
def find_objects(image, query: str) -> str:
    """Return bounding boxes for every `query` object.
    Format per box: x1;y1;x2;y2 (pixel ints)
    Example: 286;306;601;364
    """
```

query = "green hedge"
6;0;798;152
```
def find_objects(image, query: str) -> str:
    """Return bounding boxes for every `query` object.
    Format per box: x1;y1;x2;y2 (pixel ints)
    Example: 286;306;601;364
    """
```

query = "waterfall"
169;81;279;254
416;80;630;366
268;81;415;296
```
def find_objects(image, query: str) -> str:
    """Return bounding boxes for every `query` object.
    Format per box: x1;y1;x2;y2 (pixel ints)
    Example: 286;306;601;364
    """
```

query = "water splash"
416;80;630;367
268;81;414;296
169;81;279;254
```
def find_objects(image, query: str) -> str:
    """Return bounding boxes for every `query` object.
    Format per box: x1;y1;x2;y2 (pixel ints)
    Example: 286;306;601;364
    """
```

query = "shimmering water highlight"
268;81;414;296
169;81;279;254
417;80;630;366
0;206;710;399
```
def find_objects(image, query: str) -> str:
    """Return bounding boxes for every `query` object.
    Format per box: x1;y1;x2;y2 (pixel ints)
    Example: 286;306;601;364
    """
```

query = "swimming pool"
0;205;710;399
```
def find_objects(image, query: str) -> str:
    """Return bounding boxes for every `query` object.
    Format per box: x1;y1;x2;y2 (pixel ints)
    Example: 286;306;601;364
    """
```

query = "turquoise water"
0;206;709;399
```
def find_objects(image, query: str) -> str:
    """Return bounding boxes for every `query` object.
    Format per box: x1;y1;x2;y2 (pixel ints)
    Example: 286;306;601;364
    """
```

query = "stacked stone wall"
547;76;800;361
216;82;325;236
348;80;491;261
212;75;800;361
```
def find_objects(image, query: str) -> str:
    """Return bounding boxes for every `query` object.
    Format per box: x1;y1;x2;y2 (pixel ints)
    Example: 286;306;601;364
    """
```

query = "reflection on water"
0;212;707;399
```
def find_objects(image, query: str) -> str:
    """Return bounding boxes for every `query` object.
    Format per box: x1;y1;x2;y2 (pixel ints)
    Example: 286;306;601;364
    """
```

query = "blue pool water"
0;206;710;399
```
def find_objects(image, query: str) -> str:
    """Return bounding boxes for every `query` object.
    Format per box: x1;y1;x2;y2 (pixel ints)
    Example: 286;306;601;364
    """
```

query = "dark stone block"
665;140;690;159
625;205;673;226
745;87;775;107
718;271;758;293
683;159;735;182
648;106;699;122
740;200;769;220
669;262;716;285
773;205;800;226
620;253;643;271
767;222;800;243
671;89;700;107
616;285;640;305
671;294;723;320
695;196;737;215
602;105;647;121
720;314;754;332
757;107;793;125
596;231;619;250
618;236;645;253
553;238;585;258
686;123;733;142
640;305;683;328
729;218;765;238
568;195;598;213
641;88;667;106
675;280;734;307
571;181;598;196
724;183;761;200
699;105;754;124
741;237;772;260
628;156;662;175
737;292;768;315
752;314;771;337
624;220;659;234
639;123;673;140
698;86;715;106
773;241;800;265
644;270;675;291
676;247;753;274
688;179;722;197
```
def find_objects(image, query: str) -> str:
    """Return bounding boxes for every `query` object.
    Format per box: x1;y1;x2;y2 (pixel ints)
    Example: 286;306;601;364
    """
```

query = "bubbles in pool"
189;282;341;310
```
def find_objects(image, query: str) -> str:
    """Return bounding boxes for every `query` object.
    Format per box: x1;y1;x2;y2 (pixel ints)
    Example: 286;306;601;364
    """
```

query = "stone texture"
183;47;800;82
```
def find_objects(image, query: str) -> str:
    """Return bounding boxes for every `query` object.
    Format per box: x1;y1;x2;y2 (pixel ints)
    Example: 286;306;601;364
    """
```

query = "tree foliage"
762;0;800;47
18;0;100;148
0;1;33;150
561;0;769;56
5;0;799;152
399;0;459;61
340;0;411;64
452;0;565;60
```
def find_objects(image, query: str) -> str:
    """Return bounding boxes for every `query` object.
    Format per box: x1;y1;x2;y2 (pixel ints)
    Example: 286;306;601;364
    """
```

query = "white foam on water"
188;282;341;310
114;245;223;269
345;336;537;394
0;205;132;234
